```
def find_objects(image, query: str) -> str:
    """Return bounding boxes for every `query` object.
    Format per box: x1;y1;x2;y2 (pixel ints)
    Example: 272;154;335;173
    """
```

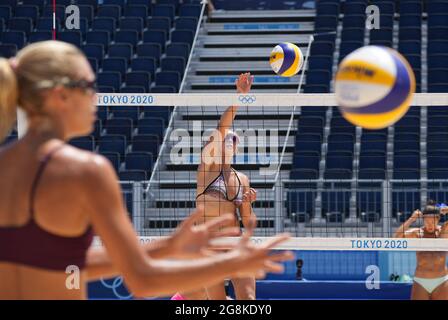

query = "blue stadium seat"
86;31;111;49
286;189;315;220
82;44;105;62
153;4;175;24
37;17;60;31
429;27;448;41
143;30;167;51
120;17;144;34
291;152;320;179
377;1;395;14
8;18;33;36
161;57;185;74
93;119;103;139
393;191;420;221
306;70;330;86
295;134;322;154
75;0;98;7
310;41;334;56
126;71;151;92
108;43;133;62
147;17;171;35
428;14;448;28
405;54;421;70
339;41;363;60
78;5;94;23
0;44;17;58
327;134;354;153
98;71;122;91
132;134;160;155
151;85;176;92
341;27;364;43
115;30;139;48
72;17;89;35
428;83;448;92
342;14;366;28
137;43;162;63
394;116;421;133
130;57;156;78
317;2;340;16
43;5;65;20
315;15;338;31
297;116;325;136
124;5;150;20
92;17;116;33
357;191;382;220
399;14;421;28
394;133;420;152
58;31;82;47
429;69;448;85
331;116;356;134
360;133;387;153
69;136;95;151
121;86;146;93
370;28;393;46
97;5;121;21
428;155;448;179
400;27;422;41
137;117;165;136
428;2;448;15
119;170;147;181
125;152;153;172
155;71;180;92
399;40;421;55
97;106;109;122
15;5;39;21
399;1;422;15
179;4;201;18
0;6;11;21
112;106;141;125
22;0;46;10
29;31;53;43
324;151;353;179
0;0;17;8
428;115;448;133
343;2;366;15
99;135;127;160
141;106;171;123
393;151;420;179
158;0;181;10
1;31;26;49
359;152;386;179
308;55;333;72
379;14;394;29
98;86;116;93
102;58;128;79
171;29;194;46
175;17;198;31
166;43;189;60
103;0;126;6
427;133;448;152
102;152;121;172
105;118;133;140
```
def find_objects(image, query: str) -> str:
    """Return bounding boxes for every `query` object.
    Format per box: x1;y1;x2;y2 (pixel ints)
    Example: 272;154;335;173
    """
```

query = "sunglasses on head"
35;77;97;93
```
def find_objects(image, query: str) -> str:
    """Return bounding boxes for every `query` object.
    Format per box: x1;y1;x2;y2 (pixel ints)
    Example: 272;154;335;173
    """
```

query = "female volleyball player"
394;200;448;300
0;41;293;299
191;72;258;300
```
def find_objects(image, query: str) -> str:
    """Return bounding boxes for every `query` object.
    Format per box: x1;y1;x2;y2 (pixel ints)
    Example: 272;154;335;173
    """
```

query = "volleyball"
334;46;416;130
269;42;304;77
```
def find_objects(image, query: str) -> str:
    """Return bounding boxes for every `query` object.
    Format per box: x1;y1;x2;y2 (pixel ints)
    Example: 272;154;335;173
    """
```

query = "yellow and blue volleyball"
334;46;415;130
269;42;303;77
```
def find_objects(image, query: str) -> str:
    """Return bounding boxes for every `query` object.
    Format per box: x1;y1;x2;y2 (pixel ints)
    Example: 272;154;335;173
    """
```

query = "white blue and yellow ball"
334;46;415;130
269;42;304;77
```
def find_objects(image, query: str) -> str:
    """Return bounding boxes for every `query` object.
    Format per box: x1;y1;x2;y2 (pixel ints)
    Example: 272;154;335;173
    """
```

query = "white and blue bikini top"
197;168;243;206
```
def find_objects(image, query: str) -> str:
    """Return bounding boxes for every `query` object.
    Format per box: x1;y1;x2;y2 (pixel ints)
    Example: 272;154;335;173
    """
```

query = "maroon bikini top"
0;145;94;271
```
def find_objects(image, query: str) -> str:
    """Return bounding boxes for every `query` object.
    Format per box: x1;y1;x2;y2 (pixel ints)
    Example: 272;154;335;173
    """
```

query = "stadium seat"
343;2;366;15
310;41;334;56
317;3;340;16
428;41;448;55
102;152;121;172
130;57;157;78
171;30;195;46
339;41;363;60
97;5;122;21
82;44;105;62
429;27;448;41
15;5;39;21
153;4;175;24
137;117;165;137
37;17;61;31
399;41;421;55
399;27;422;42
324;151;353;179
105;118;133;140
0;44;17;58
98;135;127;160
179;4;201;18
295;134;322;154
132;134;160;155
322;191;351;219
103;0;126;6
86;31;111;49
308;55;333;72
92;17;116;33
155;71;180;92
43;5;65;20
0;6;12;21
119;17;144;34
126;71;152;92
115;31;140;48
8;18;33;36
166;43;190;60
102;58;128;79
78;5;94;23
147;17;171;35
58;31;82;47
393;151;420;179
342;14;366;28
125;152;154;172
399;14;421;28
22;0;46;10
175;17;198;31
341;28;364;43
119;170;147;181
137;43;162;63
399;1;422;15
151;86;176;93
124;5;150;20
370;28;393;46
88;57;98;72
161;57;186;74
108;43;134;62
315;15;338;31
1;31;26;50
428;2;448;15
143;30;167;51
29;31;53;43
121;86;146;93
69;136;95;151
97;71;122;91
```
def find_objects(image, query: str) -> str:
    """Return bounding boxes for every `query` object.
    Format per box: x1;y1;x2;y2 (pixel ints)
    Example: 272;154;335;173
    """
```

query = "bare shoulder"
406;228;422;238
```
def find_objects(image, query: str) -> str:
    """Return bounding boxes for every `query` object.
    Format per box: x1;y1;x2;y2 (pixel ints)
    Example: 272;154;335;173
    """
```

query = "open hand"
242;188;257;203
235;72;254;93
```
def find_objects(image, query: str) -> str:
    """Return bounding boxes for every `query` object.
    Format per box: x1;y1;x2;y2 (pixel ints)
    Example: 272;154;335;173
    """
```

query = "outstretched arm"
394;210;421;238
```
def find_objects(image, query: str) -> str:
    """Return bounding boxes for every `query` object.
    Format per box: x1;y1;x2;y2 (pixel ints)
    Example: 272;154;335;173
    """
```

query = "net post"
274;179;284;233
382;180;392;237
132;181;144;235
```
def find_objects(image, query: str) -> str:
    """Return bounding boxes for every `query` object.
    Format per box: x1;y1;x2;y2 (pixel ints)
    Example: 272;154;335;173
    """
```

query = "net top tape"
96;93;448;107
93;236;448;252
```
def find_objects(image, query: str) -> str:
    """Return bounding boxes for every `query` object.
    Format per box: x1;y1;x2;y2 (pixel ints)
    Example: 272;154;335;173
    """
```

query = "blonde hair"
0;41;84;141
